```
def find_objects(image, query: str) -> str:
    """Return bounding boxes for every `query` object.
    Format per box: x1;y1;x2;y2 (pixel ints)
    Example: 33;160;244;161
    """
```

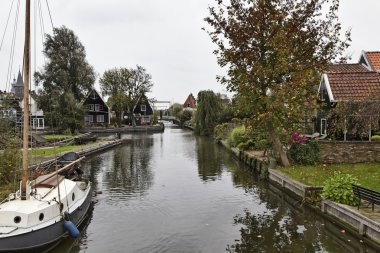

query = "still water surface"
54;124;377;253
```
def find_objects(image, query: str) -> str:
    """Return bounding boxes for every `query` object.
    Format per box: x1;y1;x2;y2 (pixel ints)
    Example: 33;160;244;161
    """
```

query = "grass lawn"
277;163;380;192
31;145;81;156
43;134;75;141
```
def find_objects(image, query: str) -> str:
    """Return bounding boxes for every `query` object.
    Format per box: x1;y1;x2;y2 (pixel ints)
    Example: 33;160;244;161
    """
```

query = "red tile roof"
366;51;380;71
328;64;369;73
327;71;380;102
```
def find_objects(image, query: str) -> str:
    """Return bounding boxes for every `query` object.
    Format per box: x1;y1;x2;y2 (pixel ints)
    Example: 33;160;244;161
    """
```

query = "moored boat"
0;1;93;251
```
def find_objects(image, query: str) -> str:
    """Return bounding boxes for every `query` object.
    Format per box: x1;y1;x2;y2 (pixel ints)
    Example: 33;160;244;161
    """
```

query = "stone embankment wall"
319;141;380;164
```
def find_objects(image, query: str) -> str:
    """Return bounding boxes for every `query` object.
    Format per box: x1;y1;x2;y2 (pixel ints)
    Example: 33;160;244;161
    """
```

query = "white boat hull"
0;180;93;252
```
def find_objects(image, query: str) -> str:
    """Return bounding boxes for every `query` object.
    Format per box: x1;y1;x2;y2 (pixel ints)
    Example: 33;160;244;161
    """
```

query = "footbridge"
160;116;180;125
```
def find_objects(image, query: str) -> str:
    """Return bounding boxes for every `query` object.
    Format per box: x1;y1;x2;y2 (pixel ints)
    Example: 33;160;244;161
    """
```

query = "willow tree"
205;0;350;166
195;90;222;136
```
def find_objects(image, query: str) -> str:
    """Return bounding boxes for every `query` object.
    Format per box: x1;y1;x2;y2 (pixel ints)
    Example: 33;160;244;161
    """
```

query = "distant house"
133;94;153;125
0;91;20;123
183;93;196;109
20;95;45;130
10;71;45;130
83;89;111;126
317;51;380;135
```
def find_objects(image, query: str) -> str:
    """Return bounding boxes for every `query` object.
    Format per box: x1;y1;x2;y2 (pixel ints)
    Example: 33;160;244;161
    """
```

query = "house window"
142;115;150;123
31;118;44;129
187;103;190;108
95;104;101;111
321;89;327;102
89;115;94;123
38;118;44;128
321;118;327;135
97;115;104;123
141;105;146;112
89;104;94;111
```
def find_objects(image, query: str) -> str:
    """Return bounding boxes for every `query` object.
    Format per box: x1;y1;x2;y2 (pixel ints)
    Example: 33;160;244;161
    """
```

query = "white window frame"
96;115;104;123
89;115;94;123
321;118;327;135
141;105;146;112
95;104;101;111
89;104;94;111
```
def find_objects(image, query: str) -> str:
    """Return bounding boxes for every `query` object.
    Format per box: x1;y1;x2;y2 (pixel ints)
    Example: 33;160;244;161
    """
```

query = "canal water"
54;124;378;253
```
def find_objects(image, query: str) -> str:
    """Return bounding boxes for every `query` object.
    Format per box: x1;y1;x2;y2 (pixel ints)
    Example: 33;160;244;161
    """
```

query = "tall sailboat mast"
21;0;31;200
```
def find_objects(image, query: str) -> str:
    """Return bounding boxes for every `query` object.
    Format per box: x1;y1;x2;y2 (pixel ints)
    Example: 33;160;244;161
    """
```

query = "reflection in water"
226;183;378;253
104;135;154;200
196;136;223;181
52;127;380;253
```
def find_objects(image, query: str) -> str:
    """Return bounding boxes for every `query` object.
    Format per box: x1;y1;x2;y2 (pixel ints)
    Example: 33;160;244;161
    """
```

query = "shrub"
288;141;320;165
179;109;193;127
322;172;359;206
214;123;229;141
227;126;246;147
237;139;255;151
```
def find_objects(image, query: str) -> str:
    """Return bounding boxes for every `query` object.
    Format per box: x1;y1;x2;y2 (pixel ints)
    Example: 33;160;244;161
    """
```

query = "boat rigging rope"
45;0;54;30
0;0;16;53
5;0;20;92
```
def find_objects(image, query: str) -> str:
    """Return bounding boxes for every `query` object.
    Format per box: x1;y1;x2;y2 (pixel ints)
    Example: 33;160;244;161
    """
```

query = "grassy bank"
31;145;81;156
277;162;380;191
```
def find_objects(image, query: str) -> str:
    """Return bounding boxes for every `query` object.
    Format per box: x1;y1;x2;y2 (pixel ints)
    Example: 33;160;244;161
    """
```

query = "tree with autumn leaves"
205;0;350;166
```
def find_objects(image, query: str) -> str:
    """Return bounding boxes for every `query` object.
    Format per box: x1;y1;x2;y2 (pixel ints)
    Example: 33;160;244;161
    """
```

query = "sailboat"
0;1;92;252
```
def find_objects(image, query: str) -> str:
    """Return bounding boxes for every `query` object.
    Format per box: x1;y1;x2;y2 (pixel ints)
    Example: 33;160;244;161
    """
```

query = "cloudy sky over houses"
0;0;379;103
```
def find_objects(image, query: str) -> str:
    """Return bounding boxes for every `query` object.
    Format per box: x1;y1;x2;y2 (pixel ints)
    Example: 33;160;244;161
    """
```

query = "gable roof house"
317;51;380;137
359;51;380;72
183;93;196;109
83;89;111;126
10;71;45;130
133;94;154;126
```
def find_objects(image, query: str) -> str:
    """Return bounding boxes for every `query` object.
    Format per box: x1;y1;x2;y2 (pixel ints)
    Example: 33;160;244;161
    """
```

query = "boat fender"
63;220;80;238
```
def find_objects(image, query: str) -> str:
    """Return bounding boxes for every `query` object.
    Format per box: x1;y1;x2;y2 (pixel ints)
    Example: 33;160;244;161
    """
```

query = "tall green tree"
99;66;153;127
35;26;95;132
195;90;222;136
205;0;350;166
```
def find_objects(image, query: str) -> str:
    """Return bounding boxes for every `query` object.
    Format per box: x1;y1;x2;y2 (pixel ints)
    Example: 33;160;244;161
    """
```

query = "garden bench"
352;184;380;211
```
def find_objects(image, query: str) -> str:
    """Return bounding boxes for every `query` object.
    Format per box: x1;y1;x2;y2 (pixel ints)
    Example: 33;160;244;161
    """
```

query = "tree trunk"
266;121;290;167
116;111;122;127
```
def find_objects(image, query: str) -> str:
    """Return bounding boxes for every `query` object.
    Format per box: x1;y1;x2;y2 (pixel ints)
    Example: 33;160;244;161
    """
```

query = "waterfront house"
317;51;380;135
83;89;111;126
133;93;154;125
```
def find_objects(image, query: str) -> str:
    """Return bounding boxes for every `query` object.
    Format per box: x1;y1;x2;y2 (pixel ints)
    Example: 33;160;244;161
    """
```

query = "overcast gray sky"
1;0;379;104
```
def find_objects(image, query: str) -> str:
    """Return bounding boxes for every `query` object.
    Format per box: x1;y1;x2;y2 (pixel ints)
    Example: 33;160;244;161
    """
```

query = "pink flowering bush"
289;131;320;165
290;131;308;144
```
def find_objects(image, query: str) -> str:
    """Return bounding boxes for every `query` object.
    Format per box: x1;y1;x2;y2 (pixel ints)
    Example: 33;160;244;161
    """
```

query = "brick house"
183;93;196;109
